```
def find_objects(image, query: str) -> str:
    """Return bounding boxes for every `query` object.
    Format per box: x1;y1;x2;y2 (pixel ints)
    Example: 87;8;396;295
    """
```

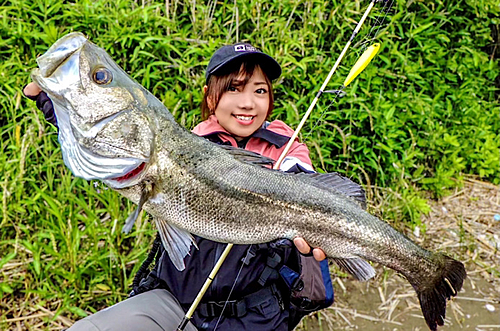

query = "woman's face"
214;67;270;141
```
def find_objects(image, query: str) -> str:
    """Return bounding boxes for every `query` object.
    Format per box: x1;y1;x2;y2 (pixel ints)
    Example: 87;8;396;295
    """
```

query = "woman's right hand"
23;82;58;127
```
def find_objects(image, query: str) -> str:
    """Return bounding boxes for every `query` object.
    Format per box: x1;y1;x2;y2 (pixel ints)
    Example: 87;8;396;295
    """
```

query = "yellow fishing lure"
344;43;380;87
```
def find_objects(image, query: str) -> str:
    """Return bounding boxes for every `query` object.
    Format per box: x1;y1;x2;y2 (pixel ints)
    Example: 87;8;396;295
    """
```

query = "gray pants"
68;289;197;331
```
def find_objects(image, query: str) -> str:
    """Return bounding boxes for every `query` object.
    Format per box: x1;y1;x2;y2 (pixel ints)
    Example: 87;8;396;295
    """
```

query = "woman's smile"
233;114;256;125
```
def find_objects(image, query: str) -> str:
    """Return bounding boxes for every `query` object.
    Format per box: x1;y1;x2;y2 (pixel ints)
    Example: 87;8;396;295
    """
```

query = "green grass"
1;0;499;328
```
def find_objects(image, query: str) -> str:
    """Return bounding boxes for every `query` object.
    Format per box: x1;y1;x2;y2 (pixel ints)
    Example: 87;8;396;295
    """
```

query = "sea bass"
31;32;465;331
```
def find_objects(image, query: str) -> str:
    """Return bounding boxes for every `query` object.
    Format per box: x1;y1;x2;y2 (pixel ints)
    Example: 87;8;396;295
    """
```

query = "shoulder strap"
131;232;162;296
240;243;288;287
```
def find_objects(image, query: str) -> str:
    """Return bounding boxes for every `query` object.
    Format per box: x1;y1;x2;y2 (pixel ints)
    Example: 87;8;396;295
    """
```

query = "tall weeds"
1;0;498;327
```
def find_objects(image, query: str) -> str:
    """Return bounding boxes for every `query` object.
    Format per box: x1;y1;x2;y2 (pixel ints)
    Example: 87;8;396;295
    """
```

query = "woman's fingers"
312;248;326;261
23;82;42;97
293;237;326;261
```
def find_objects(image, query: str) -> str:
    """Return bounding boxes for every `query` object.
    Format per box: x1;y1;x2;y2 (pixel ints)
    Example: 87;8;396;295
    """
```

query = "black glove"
23;88;58;128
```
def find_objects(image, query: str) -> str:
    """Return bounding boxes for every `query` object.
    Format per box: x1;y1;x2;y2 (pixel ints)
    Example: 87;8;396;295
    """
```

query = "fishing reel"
323;90;347;98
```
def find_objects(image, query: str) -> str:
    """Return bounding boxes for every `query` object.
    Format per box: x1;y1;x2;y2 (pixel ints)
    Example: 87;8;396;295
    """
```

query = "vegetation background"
1;0;499;329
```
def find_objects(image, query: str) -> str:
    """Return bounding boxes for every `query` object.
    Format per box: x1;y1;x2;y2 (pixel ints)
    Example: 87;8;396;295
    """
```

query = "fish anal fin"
413;255;466;331
154;218;198;271
333;257;376;281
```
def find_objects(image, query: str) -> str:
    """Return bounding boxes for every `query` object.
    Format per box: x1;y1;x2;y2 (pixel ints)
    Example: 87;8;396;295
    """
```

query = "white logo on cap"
234;44;257;52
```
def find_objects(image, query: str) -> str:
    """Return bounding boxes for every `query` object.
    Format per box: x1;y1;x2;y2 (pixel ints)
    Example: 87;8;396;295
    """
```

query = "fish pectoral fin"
332;257;376;281
122;181;154;234
218;145;275;166
122;206;141;234
154;218;197;271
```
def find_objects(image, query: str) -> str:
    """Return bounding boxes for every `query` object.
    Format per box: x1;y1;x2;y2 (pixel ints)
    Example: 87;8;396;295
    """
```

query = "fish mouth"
37;32;87;78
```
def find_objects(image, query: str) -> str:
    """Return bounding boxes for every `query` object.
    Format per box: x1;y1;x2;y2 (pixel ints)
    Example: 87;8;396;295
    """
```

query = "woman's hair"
201;60;274;120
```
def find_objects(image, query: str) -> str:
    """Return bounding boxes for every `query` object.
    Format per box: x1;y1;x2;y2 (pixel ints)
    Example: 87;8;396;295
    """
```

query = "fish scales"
31;32;466;331
123;111;436;279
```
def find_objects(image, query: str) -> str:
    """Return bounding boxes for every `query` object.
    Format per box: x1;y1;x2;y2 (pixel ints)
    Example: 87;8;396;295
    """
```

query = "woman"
24;42;333;331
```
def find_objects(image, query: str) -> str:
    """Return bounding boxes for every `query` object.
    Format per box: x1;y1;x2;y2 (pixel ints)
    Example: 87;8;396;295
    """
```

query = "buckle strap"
198;284;283;318
198;299;246;318
241;243;269;265
258;251;282;286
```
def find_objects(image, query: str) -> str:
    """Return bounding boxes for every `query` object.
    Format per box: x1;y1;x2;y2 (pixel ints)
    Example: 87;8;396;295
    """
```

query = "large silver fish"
31;32;465;331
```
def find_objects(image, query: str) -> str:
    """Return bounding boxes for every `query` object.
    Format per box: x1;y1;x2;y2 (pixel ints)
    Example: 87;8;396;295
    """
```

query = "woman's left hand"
293;238;326;261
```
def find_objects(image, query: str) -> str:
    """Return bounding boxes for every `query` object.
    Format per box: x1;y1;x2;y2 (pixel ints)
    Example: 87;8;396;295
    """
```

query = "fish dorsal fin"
154;218;198;271
219;145;275;166
300;172;367;209
332;257;376;281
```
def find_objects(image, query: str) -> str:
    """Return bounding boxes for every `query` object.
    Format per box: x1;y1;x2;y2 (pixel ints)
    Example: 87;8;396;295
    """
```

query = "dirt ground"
300;178;500;331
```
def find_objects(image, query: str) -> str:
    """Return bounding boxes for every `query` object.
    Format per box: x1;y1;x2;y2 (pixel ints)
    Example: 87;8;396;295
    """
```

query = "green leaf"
0;252;16;269
0;283;14;294
68;306;89;317
410;22;434;37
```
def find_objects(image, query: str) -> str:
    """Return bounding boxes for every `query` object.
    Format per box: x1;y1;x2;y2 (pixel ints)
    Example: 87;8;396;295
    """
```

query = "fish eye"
92;67;113;85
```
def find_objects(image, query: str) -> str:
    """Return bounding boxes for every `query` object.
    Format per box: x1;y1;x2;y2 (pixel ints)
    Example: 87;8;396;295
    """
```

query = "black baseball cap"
205;43;282;82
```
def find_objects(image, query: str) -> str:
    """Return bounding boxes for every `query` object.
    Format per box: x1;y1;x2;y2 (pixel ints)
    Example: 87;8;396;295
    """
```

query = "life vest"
130;117;339;330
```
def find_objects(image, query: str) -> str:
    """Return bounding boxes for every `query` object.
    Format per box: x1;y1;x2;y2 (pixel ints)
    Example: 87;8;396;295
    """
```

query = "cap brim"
208;52;281;82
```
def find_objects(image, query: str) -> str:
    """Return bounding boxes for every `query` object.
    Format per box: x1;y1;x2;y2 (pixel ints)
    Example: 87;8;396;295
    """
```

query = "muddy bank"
318;269;499;330
299;178;500;331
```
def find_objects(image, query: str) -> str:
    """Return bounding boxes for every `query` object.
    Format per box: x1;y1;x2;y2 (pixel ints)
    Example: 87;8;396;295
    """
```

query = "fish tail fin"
412;254;466;331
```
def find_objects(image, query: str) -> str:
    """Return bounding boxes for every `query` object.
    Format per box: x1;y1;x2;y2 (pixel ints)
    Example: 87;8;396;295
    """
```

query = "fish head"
31;32;155;188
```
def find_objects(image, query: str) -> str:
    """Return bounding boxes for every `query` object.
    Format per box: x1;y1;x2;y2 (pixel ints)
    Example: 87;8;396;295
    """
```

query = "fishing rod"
275;0;380;168
176;243;233;331
176;2;383;330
